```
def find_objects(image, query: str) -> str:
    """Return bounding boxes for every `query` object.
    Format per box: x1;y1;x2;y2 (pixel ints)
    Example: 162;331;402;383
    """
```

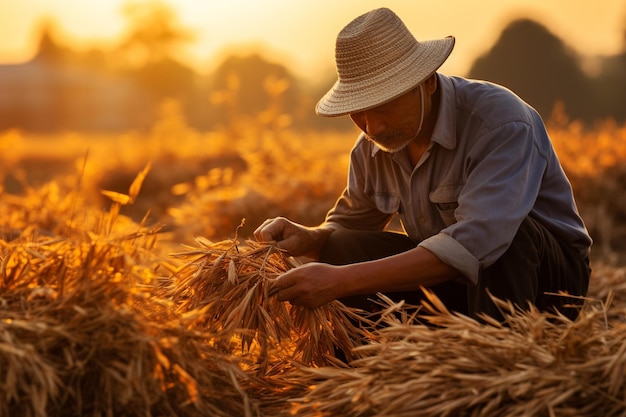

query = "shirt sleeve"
421;120;548;285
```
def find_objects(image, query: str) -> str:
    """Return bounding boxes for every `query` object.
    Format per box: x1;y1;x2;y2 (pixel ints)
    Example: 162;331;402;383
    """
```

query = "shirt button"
419;217;426;224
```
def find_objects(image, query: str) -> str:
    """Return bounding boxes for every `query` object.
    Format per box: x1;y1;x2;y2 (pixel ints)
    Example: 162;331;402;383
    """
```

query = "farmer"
254;7;592;321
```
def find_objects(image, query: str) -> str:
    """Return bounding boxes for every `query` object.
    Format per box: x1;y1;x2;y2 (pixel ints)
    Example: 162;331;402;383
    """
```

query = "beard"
366;131;415;153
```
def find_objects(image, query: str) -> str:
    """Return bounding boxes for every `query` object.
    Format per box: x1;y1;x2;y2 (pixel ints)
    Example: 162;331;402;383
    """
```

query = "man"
254;7;592;321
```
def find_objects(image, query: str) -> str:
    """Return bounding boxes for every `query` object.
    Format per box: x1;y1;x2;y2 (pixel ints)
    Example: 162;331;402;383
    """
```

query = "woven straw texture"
316;8;454;117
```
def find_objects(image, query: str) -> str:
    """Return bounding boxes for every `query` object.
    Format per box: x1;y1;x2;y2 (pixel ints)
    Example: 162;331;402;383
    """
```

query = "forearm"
302;224;336;260
336;246;459;297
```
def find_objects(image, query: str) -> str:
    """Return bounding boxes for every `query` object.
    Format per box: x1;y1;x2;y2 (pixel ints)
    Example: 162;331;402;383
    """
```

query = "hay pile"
284;294;626;416
0;229;262;417
2;178;626;416
0;180;263;417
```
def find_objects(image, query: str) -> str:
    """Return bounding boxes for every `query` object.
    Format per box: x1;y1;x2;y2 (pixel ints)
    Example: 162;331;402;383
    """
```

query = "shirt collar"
431;73;457;150
370;73;457;157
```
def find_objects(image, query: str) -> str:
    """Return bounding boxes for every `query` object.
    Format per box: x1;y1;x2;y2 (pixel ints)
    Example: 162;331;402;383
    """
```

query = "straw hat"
315;8;455;117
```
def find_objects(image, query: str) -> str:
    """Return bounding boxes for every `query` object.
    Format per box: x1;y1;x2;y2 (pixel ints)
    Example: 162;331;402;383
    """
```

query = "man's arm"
273;245;458;308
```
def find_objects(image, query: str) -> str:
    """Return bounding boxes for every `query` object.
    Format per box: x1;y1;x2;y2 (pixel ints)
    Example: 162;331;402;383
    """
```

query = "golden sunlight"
2;2;626;416
1;0;623;77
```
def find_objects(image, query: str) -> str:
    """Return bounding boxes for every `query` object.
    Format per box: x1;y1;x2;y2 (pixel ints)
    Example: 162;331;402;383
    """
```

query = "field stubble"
1;114;626;416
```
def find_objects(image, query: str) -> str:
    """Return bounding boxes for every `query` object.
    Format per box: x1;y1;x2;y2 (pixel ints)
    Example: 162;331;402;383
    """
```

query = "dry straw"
2;171;626;416
164;229;374;370
0;177;263;417
284;290;626;416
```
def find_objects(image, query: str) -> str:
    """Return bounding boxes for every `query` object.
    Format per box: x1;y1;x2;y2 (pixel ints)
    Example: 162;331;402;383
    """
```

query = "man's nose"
362;111;387;136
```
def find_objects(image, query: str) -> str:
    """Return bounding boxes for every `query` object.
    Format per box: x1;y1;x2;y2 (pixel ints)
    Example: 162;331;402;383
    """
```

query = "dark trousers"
319;217;591;322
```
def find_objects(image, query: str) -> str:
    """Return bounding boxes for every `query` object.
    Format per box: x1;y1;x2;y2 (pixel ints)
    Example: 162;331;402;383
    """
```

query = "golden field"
1;102;626;416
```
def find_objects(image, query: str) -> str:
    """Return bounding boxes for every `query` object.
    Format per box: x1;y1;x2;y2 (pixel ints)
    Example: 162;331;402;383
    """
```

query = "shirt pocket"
429;184;463;227
372;193;401;214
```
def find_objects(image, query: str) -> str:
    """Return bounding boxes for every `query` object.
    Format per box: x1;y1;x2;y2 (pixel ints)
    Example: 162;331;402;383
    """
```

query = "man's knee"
474;217;589;320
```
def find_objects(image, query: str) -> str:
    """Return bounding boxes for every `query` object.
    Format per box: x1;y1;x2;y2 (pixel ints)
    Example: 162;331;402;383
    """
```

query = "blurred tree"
467;18;593;123
305;71;355;132
115;1;197;128
207;53;303;132
77;48;111;71
205;54;353;133
117;1;194;67
134;57;196;101
592;16;626;123
211;54;294;115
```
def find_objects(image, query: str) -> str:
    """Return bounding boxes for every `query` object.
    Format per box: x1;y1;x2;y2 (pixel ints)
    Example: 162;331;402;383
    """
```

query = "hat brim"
315;37;455;117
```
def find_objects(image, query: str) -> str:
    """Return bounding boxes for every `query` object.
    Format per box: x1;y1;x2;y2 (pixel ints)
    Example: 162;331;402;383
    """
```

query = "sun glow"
0;0;623;78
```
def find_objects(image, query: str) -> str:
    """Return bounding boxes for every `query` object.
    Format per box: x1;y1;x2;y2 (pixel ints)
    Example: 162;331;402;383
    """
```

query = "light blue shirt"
324;74;592;285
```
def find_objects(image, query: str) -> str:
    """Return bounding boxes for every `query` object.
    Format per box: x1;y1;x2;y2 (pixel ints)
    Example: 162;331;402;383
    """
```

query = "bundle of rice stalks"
0;219;261;417
164;235;373;369
279;291;626;417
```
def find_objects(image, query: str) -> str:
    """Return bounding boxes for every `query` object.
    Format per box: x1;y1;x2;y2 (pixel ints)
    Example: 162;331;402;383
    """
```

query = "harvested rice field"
1;120;626;416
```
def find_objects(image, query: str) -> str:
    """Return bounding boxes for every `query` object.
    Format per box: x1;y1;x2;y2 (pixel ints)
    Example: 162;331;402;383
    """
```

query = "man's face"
349;86;423;153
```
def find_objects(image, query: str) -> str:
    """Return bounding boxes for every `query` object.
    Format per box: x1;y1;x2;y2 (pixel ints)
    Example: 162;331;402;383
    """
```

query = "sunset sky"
0;0;624;78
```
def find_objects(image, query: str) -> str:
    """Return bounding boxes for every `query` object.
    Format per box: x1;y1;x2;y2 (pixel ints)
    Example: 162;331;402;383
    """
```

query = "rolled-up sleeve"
418;233;480;285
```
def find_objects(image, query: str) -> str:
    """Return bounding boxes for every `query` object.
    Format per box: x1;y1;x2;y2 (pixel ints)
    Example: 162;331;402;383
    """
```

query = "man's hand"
253;217;333;259
271;262;344;308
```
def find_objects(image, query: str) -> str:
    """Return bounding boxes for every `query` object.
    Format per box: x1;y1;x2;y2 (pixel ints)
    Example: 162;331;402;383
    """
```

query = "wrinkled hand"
271;263;344;309
253;217;331;258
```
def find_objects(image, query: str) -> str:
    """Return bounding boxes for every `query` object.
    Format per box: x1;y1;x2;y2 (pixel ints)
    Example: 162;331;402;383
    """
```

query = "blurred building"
0;59;151;132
